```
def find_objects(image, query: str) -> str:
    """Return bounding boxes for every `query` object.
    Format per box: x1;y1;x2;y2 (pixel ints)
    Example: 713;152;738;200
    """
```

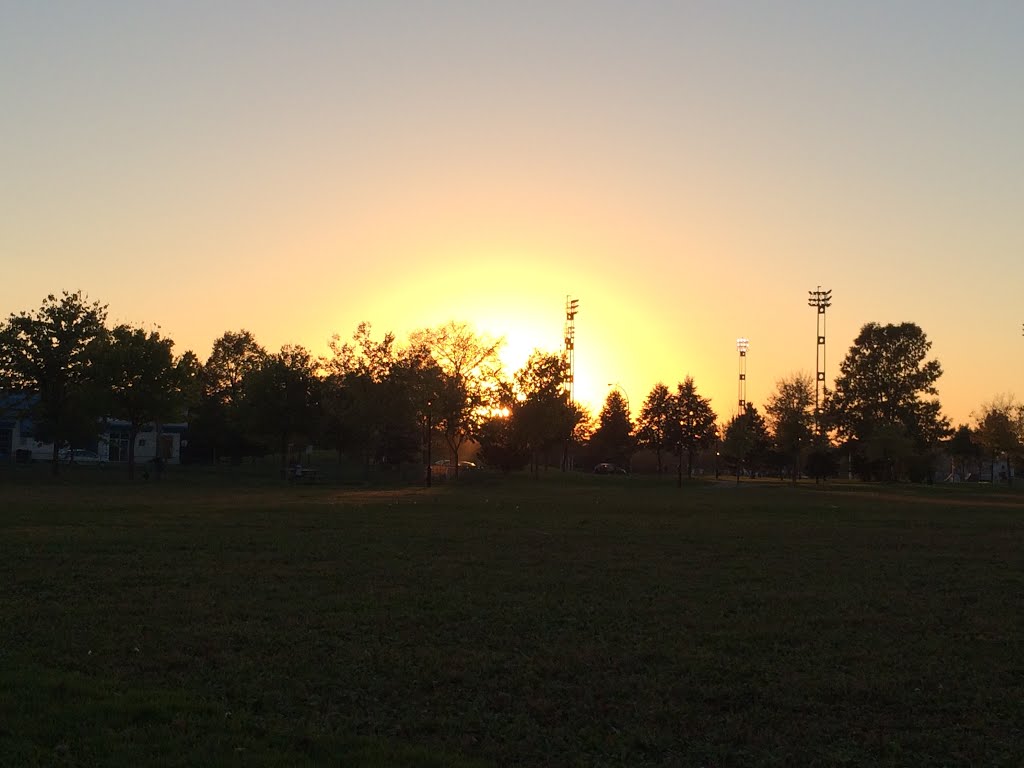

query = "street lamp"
424;399;433;488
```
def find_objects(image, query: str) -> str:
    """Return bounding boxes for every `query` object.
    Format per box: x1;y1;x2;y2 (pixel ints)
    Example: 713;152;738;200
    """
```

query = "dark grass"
2;470;1023;766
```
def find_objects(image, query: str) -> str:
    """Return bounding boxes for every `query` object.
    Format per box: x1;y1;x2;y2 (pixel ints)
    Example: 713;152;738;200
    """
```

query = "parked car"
434;460;477;470
593;462;627;475
60;448;106;465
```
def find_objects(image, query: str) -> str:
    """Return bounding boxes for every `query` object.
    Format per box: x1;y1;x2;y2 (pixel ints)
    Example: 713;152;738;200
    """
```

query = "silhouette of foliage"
973;395;1024;486
192;330;267;461
412;321;503;470
666;377;718;479
0;291;108;472
721;403;771;480
590;389;634;469
829;322;950;481
97;324;189;479
765;372;815;483
245;345;320;467
636;383;674;474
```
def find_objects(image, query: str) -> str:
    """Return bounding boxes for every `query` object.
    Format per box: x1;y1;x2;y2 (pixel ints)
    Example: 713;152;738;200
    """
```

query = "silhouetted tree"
509;351;582;475
720;403;771;481
413;321;503;471
245;345;320;468
636;383;674;473
97;324;187;479
322;323;398;471
765;372;815;483
194;330;267;461
947;424;982;481
666;377;718;479
0;291;108;473
590;390;633;470
974;395;1023;486
829;322;950;481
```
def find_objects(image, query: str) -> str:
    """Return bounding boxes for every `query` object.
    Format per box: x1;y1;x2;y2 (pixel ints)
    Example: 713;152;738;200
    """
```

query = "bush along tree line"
1;292;1019;483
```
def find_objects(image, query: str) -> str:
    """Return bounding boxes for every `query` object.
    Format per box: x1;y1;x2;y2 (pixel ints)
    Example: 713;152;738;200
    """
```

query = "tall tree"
0;291;108;473
509;351;582;475
765;372;815;483
720;403;771;481
947;424;983;482
636;383;674;474
194;330;267;461
828;322;950;480
98;324;186;479
666;377;718;479
974;395;1023;486
590;389;634;469
412;321;503;470
245;345;320;468
321;323;398;471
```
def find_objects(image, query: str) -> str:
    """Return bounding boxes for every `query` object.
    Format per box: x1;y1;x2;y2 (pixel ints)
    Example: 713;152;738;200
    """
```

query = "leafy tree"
666;377;718;479
974;395;1023;486
412;321;503;471
98;324;187;479
720;403;771;481
829;322;950;481
322;323;399;471
193;330;267;461
947;424;983;481
589;389;634;469
765;372;815;483
0;291;108;473
245;345;320;468
509;351;582;475
636;383;674;473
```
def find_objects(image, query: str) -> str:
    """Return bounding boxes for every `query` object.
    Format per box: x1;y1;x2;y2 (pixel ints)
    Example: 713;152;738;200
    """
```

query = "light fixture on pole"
424;399;433;488
736;337;750;414
807;287;832;434
564;297;579;405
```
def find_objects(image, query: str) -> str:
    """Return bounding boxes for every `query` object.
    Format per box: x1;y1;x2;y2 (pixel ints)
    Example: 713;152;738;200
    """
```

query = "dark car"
593;462;627;475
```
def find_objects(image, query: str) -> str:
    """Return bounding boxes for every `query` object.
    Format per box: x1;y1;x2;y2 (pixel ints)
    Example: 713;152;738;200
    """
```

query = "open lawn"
2;470;1023;766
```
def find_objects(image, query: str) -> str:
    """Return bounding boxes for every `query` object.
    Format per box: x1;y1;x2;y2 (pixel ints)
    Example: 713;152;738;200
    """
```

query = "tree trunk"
51;442;60;476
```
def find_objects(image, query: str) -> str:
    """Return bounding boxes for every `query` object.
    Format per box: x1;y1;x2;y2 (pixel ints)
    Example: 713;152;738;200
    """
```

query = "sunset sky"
3;2;1022;426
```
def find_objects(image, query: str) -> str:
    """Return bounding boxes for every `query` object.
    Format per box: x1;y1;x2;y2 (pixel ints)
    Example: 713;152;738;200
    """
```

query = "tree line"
1;291;1020;483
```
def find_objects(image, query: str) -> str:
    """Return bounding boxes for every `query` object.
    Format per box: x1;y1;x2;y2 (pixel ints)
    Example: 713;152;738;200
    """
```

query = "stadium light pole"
807;287;832;435
736;337;750;415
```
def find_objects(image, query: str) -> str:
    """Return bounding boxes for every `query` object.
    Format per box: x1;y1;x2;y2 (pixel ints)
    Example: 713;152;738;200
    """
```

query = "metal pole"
425;401;432;488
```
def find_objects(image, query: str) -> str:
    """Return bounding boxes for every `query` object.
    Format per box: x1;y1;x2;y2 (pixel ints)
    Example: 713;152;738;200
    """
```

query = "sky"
3;1;1023;426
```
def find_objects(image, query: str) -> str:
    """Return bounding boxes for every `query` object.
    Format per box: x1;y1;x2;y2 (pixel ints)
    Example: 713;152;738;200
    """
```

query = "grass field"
2;469;1023;766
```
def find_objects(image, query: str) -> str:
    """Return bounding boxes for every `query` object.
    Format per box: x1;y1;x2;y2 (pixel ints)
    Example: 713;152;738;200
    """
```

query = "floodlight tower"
736;337;750;414
807;287;832;433
564;296;579;404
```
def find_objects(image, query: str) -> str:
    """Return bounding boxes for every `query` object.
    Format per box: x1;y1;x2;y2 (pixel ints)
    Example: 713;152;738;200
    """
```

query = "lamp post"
424;399;433;488
677;432;683;489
